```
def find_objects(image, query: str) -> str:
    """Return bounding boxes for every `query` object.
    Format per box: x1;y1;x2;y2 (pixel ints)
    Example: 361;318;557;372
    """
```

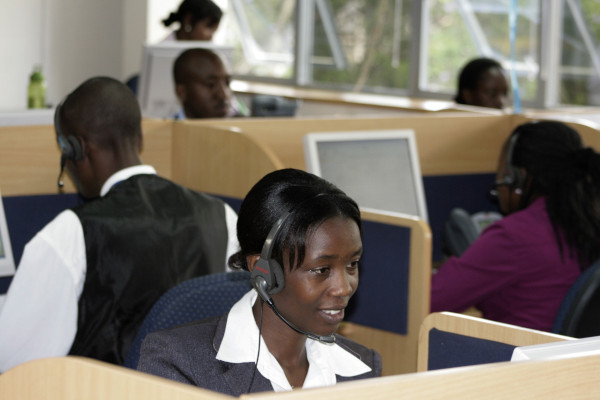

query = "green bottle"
28;66;46;109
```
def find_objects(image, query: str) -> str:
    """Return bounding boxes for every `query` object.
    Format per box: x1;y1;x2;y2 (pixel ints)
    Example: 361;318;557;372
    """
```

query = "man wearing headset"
0;76;238;372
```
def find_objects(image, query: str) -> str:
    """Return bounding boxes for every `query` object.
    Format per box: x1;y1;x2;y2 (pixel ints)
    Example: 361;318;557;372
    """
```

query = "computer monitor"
511;335;600;361
0;191;15;278
303;129;428;222
137;41;234;118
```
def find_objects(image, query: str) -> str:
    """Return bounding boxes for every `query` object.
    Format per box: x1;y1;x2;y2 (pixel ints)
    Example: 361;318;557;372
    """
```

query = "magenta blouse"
431;197;582;332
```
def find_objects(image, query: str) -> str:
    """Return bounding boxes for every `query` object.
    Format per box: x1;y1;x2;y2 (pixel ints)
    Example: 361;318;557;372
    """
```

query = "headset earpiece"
251;193;329;300
251;212;289;299
54;101;84;190
505;131;522;190
66;135;83;161
250;193;337;345
55;101;84;162
251;256;285;300
59;135;83;161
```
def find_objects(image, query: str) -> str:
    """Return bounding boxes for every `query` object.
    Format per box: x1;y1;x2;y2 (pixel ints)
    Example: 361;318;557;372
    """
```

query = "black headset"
54;102;83;188
250;210;289;301
503;130;523;191
251;192;332;300
250;193;336;344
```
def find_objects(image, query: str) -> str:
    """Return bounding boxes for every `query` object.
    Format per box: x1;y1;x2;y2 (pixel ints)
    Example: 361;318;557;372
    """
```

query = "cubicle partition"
174;114;511;262
176;114;600;261
2;113;599;376
3;353;600;400
166;114;600;373
0;117;432;375
0;356;232;400
417;312;572;372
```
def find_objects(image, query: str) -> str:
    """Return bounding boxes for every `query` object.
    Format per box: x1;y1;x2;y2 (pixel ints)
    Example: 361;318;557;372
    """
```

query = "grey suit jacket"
137;314;382;396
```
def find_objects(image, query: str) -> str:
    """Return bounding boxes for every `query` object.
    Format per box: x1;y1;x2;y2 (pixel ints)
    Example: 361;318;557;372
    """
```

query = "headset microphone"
57;156;66;189
253;275;336;344
54;101;83;191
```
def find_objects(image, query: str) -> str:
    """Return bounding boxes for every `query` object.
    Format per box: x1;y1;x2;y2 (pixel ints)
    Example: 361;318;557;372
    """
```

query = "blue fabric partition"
423;173;498;262
345;220;410;334
427;328;516;371
1;193;83;293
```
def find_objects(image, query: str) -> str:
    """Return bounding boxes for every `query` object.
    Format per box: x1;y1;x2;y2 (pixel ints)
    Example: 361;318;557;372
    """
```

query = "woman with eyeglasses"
431;120;600;332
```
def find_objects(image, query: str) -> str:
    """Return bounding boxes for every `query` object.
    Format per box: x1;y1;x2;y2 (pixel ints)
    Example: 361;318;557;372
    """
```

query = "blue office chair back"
552;259;600;338
123;270;252;369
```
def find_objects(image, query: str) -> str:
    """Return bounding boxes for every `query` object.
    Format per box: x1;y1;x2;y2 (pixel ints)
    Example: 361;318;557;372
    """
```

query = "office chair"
123;270;252;369
442;208;480;257
442;208;502;257
552;259;600;338
251;95;298;117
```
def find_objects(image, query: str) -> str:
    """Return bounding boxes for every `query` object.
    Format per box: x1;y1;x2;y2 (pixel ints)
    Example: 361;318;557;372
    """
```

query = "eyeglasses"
489;178;512;199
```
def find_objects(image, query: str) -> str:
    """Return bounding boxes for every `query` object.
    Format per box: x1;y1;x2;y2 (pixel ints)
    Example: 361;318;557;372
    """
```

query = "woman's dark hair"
228;168;362;271
455;57;504;104
162;0;223;28
509;120;600;268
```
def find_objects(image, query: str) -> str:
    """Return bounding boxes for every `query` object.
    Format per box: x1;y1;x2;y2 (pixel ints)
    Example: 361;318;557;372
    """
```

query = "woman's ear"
246;254;261;273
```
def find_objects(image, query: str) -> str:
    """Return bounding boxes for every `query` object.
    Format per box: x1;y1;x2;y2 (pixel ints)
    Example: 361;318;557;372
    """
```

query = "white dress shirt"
0;165;238;372
216;290;372;392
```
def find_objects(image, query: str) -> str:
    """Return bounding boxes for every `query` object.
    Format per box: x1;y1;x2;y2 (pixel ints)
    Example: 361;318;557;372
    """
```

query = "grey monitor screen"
0;191;15;277
303;130;428;222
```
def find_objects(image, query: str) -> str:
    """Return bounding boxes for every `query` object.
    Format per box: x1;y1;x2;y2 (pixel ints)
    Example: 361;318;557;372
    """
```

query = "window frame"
226;0;600;109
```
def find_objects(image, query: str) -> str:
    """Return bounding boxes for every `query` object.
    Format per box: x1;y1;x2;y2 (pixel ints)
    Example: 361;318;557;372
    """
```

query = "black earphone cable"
246;298;264;394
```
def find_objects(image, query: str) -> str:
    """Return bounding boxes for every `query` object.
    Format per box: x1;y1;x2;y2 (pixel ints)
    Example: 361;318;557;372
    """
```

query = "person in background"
0;77;238;372
125;0;223;93
454;57;510;110
137;168;381;395
162;0;223;41
173;48;247;119
431;121;600;331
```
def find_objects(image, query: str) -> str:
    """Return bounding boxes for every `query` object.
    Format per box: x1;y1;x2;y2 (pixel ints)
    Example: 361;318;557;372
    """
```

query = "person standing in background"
162;0;223;42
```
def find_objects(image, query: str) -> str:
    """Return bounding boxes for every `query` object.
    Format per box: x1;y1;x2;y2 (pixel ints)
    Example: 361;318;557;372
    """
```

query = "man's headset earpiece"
59;135;84;162
55;102;84;189
504;130;523;193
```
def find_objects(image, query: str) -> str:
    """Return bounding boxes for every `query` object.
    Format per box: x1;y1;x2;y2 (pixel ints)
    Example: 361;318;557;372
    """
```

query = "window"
559;0;600;106
226;0;295;80
420;0;540;105
310;0;413;94
216;0;600;108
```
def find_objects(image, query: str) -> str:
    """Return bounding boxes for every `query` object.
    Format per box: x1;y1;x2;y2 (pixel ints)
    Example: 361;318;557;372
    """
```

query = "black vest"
68;174;228;364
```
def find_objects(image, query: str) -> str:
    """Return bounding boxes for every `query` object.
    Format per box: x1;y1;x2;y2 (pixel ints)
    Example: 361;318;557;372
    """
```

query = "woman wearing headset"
138;168;381;395
432;121;600;331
